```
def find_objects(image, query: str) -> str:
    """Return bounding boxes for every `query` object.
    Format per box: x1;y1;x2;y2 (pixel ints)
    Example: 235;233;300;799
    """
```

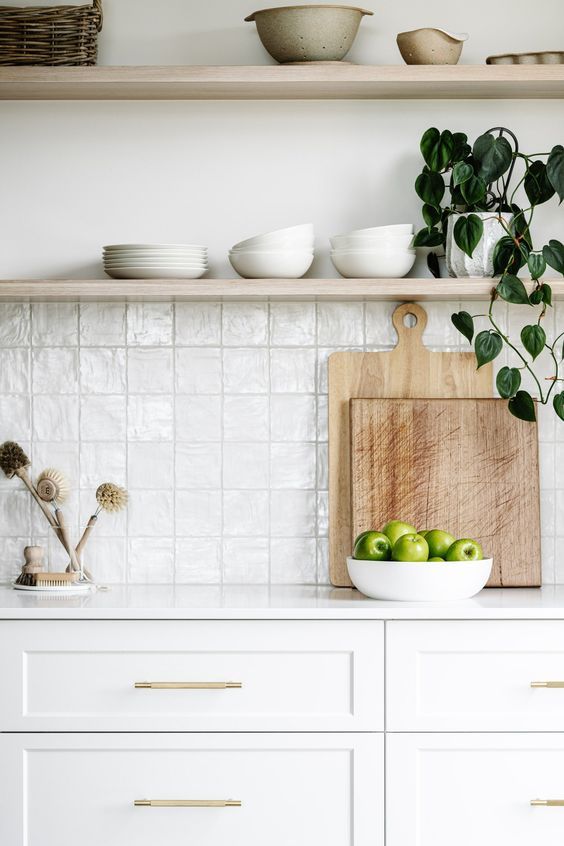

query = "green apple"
354;530;373;547
354;531;392;561
382;520;417;547
419;530;429;538
391;533;429;563
445;538;483;561
425;529;456;559
428;556;445;562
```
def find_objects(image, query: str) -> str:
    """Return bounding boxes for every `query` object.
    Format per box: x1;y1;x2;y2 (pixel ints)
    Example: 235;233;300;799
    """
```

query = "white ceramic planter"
446;212;513;278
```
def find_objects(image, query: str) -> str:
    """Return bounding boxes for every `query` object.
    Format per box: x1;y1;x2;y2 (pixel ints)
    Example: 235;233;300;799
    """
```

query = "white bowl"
230;241;314;253
105;266;208;279
330;234;414;250
347;557;493;602
337;224;414;238
231;224;314;251
331;250;416;279
229;250;314;279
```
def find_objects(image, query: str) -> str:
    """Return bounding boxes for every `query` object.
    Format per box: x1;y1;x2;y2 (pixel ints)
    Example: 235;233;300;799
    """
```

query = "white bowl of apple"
347;520;492;602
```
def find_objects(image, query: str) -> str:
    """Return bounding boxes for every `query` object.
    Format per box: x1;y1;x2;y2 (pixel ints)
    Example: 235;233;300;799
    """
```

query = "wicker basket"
0;0;102;65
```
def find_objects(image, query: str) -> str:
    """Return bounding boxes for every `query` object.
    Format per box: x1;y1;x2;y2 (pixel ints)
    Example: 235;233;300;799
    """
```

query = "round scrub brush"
0;442;59;531
75;482;129;561
36;468;70;506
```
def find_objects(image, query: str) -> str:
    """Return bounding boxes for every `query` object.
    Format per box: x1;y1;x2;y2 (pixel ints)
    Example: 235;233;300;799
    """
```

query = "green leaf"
529;288;543;305
521;324;546;360
453;214;484;258
492;236;527;276
451;311;474;344
473;133;513;183
415;171;445;208
413;227;444;248
510;204;532;250
496;366;521;399
554;391;564;421
543;239;564;275
528;252;547;280
547;144;564;203
422;203;441;229
509;390;536;422
496;274;530;304
452;161;473;187
461;174;487;205
524;161;556;206
542;283;553;307
420;128;454;172
475;330;503;368
451;132;471;163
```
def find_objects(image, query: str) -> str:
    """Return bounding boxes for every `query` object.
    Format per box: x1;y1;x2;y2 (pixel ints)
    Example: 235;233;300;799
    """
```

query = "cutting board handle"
392;302;428;351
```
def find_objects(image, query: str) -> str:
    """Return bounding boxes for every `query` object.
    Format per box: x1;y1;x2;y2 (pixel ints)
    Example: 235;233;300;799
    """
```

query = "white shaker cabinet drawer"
0;620;383;731
387;621;564;731
387;733;564;846
0;732;383;846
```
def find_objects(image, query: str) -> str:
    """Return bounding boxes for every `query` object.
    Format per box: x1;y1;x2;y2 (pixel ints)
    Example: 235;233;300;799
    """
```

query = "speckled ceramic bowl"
397;28;468;65
245;4;373;64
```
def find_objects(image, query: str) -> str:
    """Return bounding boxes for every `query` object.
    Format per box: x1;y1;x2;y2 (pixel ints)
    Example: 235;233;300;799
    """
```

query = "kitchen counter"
1;583;564;619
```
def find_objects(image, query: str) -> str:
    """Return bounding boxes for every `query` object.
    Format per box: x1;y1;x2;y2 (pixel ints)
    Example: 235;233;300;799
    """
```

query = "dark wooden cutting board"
350;397;541;587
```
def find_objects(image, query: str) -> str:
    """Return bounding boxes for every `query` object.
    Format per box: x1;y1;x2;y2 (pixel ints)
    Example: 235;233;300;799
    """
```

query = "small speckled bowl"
397;28;468;65
245;4;374;64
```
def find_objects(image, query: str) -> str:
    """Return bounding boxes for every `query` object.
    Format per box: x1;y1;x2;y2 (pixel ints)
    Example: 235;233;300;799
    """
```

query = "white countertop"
1;583;564;619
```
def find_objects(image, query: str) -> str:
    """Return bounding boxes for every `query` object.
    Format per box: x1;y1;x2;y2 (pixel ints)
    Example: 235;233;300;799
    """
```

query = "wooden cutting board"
328;302;494;587
350;398;540;588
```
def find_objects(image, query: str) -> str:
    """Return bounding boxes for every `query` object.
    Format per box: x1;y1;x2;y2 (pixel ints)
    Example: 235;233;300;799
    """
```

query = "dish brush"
13;546;91;594
76;482;128;561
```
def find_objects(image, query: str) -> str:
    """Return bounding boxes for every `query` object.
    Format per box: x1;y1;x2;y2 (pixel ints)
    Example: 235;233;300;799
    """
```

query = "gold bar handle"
531;681;564;688
134;681;242;690
134;799;241;808
531;799;564;806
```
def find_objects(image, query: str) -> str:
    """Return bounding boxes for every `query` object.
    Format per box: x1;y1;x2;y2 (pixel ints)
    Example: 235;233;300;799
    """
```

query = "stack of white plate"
103;244;208;279
229;224;314;279
329;224;415;278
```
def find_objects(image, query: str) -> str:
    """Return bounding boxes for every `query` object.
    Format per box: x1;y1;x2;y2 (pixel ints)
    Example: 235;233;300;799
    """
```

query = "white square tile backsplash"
0;299;561;585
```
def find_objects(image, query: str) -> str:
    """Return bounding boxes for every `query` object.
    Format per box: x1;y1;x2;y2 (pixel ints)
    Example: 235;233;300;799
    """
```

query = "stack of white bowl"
229;224;314;279
330;225;415;278
103;244;208;280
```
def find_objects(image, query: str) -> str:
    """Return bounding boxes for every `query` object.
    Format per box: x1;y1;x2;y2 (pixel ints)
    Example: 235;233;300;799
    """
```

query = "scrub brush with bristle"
75;482;129;561
0;442;60;531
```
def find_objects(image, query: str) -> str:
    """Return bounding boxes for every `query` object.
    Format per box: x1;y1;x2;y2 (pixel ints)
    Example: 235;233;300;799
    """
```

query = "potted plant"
414;126;564;423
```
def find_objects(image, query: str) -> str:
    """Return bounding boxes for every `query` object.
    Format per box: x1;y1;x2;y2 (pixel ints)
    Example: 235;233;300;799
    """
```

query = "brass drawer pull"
134;681;242;690
531;681;564;688
134;799;241;808
531;799;564;806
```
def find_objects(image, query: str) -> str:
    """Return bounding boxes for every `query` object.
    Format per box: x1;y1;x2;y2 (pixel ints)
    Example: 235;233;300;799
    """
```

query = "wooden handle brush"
75;483;128;565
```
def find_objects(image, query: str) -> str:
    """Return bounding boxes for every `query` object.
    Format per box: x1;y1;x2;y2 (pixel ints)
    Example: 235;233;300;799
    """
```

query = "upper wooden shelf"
1;65;564;100
0;278;560;302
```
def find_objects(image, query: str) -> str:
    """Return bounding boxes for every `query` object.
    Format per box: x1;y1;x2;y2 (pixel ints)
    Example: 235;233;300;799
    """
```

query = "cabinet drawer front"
0;620;383;731
387;733;564;846
0;733;383;846
387;621;564;731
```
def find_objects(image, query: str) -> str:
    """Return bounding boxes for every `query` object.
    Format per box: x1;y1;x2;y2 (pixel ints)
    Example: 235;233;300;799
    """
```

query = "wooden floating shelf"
0;278;560;302
1;65;564;101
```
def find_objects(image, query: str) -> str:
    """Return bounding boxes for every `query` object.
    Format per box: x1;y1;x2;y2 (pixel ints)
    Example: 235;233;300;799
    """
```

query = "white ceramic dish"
231;224;314;251
103;249;207;258
230;242;313;253
229;250;313;279
346;557;493;602
104;259;208;267
331;250;416;279
105;266;208;279
104;243;207;251
13;582;92;594
331;234;414;250
334;224;413;238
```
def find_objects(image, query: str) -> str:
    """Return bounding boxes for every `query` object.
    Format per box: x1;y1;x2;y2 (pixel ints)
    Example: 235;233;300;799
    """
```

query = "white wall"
0;0;562;584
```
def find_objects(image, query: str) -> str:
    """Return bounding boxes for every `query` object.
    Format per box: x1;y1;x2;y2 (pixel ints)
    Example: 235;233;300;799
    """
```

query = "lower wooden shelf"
0;278;560;302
